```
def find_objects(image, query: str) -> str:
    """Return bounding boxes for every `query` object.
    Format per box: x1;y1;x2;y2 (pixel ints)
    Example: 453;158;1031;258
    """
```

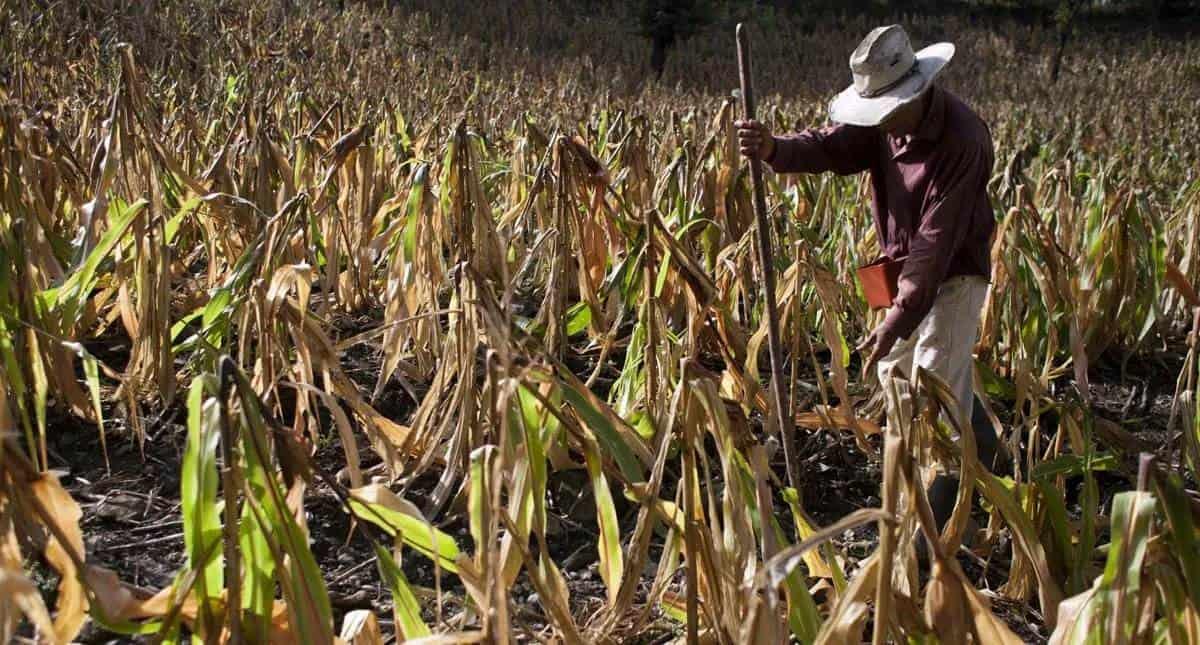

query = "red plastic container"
856;256;905;310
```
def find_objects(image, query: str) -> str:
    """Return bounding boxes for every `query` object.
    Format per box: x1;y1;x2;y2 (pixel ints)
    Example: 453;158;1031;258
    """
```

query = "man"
736;25;999;526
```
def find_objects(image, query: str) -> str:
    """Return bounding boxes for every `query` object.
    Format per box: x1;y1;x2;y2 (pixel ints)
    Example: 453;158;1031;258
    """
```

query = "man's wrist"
881;304;917;341
763;136;778;163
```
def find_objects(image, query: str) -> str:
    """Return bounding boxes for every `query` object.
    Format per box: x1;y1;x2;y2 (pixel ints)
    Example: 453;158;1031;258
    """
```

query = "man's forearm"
765;134;816;173
766;125;875;176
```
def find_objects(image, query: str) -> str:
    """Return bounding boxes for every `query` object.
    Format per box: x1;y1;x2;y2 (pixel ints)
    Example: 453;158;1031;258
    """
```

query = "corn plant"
3;0;1200;642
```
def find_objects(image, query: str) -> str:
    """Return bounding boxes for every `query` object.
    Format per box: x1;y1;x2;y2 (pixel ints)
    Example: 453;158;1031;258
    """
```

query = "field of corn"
3;0;1200;643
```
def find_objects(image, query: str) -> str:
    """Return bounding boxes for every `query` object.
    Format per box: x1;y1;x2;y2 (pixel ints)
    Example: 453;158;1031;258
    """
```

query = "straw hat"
829;25;955;127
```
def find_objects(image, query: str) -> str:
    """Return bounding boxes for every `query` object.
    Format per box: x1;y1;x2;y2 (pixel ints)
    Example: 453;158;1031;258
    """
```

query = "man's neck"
886;88;935;140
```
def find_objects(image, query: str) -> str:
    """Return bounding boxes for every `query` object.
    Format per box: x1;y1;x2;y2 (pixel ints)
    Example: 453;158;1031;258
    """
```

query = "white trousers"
876;275;989;429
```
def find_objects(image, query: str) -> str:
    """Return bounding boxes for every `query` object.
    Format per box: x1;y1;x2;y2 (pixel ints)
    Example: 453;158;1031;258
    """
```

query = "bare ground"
29;313;1187;643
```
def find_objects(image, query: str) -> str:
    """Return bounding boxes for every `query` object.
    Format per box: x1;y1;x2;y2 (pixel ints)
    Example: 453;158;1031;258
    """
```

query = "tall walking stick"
736;23;801;492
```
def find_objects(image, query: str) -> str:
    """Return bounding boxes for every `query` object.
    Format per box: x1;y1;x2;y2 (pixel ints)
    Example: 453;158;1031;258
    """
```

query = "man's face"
878;89;929;138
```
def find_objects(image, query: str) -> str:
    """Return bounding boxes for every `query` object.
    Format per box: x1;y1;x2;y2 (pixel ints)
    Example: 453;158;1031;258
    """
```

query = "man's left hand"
857;322;899;378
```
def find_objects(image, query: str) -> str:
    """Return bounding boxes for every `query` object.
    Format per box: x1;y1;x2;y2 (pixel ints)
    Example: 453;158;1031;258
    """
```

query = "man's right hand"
734;120;775;161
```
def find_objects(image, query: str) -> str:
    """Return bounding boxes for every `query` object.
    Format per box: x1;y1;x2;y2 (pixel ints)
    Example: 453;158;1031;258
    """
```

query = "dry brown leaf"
796;406;882;435
1166;259;1200;309
29;473;88;643
924;560;970;644
0;568;56;643
339;609;385;645
814;553;877;645
82;565;139;623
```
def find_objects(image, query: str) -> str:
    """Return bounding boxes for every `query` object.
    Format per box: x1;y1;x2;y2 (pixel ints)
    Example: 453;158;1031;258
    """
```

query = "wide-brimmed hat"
828;25;954;127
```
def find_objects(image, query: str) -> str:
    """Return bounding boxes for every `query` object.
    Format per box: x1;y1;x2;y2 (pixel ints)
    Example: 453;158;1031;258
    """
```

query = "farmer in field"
736;25;999;525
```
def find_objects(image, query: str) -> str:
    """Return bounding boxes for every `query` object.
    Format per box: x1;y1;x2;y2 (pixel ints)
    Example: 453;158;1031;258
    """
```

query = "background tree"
1050;0;1083;83
638;0;712;78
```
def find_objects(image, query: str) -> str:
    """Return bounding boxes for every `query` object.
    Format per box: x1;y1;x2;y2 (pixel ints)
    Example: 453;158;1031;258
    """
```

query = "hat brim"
828;42;955;127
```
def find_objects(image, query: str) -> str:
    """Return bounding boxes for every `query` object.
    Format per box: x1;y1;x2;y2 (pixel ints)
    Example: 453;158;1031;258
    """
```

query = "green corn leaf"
517;384;559;530
1147;561;1200;645
61;342;106;438
241;488;334;643
43;197;145;327
373;541;431;640
1032;453;1117;480
347;485;462;573
182;376;223;640
1035;477;1076;588
1093;491;1156;643
976;472;1064;626
169;308;204;343
1156;473;1200;611
469;445;497;568
556;374;646;483
584;444;624;605
0;316;34;459
164;195;202;245
783;568;822;644
228;379;279;642
234;373;332;640
565;301;591;337
782;487;847;591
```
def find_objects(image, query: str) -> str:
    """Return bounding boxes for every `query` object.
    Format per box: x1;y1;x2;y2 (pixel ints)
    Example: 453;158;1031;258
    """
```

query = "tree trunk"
1050;26;1069;83
651;35;671;79
1049;0;1079;84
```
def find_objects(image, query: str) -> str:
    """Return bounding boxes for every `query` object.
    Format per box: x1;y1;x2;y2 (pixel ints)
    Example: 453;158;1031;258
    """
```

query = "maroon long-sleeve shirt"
767;85;994;340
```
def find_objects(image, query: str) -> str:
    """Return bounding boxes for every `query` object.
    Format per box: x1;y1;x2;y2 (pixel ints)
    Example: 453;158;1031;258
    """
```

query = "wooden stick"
736;23;801;492
682;377;700;645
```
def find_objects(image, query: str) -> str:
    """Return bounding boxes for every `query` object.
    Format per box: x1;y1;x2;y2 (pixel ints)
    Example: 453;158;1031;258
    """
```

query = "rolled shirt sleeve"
767;124;878;176
881;140;992;340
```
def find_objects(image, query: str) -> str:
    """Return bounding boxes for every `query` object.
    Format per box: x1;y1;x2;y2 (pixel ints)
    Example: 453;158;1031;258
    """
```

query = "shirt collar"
887;84;945;159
